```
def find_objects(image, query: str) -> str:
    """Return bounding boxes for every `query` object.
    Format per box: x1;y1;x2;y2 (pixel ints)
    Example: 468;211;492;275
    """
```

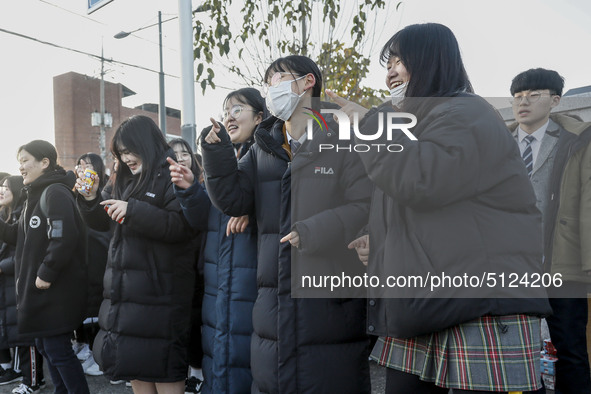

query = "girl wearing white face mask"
201;55;373;393
262;68;314;144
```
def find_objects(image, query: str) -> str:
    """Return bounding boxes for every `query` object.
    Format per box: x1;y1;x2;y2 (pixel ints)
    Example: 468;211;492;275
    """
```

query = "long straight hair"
0;175;24;222
110;115;170;199
380;23;473;119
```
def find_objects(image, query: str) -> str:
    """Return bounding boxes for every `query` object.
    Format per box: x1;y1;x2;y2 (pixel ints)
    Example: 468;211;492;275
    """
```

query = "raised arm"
201;119;256;217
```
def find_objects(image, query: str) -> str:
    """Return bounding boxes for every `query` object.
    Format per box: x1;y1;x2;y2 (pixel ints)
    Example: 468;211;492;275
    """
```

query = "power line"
38;0;107;26
0;26;179;78
0;26;236;92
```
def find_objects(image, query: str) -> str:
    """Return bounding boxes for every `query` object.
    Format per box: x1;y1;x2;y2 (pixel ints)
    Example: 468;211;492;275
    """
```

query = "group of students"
0;149;114;393
0;21;588;394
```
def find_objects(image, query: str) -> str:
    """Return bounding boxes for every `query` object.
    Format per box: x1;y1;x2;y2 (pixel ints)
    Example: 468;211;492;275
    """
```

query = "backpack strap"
40;183;74;217
40;183;88;267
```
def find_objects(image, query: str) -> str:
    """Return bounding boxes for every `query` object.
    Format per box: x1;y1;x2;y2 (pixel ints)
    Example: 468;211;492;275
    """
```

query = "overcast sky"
0;0;589;173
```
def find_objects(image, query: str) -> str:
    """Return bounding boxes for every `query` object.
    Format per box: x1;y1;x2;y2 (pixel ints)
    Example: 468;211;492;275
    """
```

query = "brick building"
53;71;182;171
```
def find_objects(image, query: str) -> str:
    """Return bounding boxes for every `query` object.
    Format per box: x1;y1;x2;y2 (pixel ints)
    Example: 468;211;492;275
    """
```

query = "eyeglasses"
223;105;258;120
261;72;301;97
175;152;192;162
511;91;554;105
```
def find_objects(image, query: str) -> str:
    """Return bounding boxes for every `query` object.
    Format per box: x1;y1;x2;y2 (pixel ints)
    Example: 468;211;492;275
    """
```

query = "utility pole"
178;0;196;150
158;11;167;135
99;45;107;163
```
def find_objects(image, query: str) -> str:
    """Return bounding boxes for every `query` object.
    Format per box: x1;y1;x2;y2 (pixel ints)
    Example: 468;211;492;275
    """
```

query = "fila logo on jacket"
314;167;334;175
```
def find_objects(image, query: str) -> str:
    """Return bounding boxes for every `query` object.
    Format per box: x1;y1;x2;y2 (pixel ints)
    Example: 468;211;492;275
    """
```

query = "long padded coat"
0;206;22;347
176;180;258;394
79;151;197;382
0;171;87;339
202;114;373;394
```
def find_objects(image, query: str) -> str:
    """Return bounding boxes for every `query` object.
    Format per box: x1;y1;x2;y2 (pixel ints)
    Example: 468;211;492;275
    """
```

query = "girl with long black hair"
338;23;551;393
77;115;197;394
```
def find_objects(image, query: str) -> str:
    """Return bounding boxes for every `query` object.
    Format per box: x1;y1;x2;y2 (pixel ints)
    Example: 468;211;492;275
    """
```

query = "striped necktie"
290;139;301;155
522;135;535;177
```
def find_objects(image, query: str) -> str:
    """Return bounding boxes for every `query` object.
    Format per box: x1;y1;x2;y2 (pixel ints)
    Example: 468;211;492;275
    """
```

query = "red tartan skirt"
371;315;542;392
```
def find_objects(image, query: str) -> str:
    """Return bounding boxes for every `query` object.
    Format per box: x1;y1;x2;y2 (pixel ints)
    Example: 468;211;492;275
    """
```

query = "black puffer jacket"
359;94;552;338
0;170;87;339
79;150;197;382
0;206;22;347
202;114;372;394
85;226;109;318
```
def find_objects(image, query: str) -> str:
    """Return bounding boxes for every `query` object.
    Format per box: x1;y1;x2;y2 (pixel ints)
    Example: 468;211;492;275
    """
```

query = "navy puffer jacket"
176;180;257;394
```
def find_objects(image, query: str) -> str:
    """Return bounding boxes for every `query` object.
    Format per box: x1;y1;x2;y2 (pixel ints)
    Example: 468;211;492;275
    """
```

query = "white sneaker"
12;383;33;394
75;343;92;362
11;382;45;394
81;356;103;376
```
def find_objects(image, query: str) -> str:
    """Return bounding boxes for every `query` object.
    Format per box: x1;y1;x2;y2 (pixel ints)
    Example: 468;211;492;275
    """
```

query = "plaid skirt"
371;314;542;392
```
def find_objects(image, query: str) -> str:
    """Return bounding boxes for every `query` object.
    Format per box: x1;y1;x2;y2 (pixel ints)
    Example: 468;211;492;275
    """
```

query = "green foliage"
193;0;398;102
318;41;388;108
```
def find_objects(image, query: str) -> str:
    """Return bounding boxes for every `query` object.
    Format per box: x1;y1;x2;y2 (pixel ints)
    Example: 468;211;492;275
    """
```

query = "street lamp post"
114;11;169;135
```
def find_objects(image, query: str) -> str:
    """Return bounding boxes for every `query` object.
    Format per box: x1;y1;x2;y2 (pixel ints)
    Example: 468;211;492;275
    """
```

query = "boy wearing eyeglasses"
509;68;591;393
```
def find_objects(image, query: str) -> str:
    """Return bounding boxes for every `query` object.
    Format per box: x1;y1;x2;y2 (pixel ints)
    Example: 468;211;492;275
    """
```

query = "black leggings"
385;367;512;394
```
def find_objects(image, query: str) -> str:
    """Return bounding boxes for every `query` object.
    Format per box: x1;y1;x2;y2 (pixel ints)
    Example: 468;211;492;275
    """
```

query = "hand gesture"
101;199;128;224
348;234;369;266
167;157;195;190
325;89;369;124
203;117;223;144
280;231;300;248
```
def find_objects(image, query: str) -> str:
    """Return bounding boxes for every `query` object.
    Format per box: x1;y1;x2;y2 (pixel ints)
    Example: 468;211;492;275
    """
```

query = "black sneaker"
185;376;203;393
0;368;22;385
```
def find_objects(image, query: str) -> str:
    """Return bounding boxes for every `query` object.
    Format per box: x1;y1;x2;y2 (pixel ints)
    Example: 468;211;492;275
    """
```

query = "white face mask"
390;82;407;106
266;76;306;121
